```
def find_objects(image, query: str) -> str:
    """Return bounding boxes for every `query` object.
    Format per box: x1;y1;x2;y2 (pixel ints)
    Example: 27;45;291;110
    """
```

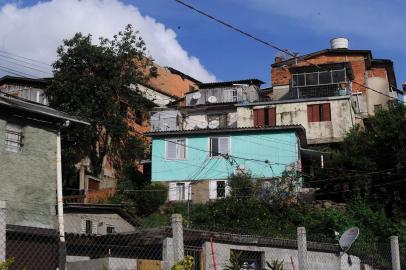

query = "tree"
310;105;406;216
46;25;152;185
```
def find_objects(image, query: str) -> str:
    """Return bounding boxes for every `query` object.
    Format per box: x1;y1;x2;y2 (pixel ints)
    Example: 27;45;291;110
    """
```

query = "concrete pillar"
390;236;401;270
297;227;307;270
162;237;174;270
171;214;184;263
0;201;6;261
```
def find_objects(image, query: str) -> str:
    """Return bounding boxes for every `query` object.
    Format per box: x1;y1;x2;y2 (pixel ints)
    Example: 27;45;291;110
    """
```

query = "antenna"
338;227;359;266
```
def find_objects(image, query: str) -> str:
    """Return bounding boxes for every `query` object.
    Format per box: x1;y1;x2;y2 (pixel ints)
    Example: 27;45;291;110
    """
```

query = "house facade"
147;126;305;203
0;94;88;228
0;76;49;105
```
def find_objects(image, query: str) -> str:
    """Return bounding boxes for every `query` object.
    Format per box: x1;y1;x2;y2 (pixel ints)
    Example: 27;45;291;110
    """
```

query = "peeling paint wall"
237;98;355;144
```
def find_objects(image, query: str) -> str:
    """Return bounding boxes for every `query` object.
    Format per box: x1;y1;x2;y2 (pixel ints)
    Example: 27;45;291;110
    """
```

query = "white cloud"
0;0;216;82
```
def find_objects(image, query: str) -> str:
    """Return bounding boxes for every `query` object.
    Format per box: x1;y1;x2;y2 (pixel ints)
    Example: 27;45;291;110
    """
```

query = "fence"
0;201;403;270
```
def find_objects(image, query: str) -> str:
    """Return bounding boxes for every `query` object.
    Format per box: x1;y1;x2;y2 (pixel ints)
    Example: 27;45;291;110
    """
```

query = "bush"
135;183;168;216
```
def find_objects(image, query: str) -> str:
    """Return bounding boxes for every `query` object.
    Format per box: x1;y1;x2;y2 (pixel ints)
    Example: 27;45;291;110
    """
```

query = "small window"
135;111;143;125
85;220;92;234
374;104;383;113
224;89;238;102
210;137;230;157
216;181;226;198
176;183;186;201
166;138;187;160
307;103;331;122
5;123;23;152
106;226;115;234
253;108;276;127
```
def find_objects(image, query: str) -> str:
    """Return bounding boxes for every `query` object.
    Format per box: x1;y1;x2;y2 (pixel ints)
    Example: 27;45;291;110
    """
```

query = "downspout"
56;129;65;242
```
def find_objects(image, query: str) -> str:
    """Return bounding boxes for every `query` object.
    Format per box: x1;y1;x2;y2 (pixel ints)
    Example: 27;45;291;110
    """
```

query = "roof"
145;125;307;146
0;94;90;125
64;203;142;227
166;67;201;84
271;49;373;68
0;75;50;87
197;79;265;89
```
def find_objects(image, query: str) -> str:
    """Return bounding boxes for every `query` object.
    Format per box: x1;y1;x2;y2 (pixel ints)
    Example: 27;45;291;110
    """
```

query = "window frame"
216;181;226;198
176;182;186;201
106;225;115;234
209;136;230;158
4;122;24;153
307;103;331;122
85;220;92;235
165;138;187;160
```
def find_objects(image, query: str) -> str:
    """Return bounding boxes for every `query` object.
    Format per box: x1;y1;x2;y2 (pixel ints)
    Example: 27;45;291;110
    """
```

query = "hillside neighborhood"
0;1;406;270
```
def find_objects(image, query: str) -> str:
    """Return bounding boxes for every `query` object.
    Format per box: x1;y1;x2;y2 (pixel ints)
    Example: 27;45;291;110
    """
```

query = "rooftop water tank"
330;37;349;49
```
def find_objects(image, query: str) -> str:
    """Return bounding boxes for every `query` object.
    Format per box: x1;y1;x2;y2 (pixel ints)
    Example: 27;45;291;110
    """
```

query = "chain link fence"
0;202;403;270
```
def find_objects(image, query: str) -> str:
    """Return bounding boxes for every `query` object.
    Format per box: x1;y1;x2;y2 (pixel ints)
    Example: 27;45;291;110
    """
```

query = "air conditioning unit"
207;96;217;103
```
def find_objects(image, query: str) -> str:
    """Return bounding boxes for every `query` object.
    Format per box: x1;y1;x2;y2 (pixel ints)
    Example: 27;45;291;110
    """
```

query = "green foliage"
266;260;285;270
228;173;255;198
170;256;194;270
223;251;244;270
310;106;406;217
134;183;168;216
47;24;151;180
0;257;14;270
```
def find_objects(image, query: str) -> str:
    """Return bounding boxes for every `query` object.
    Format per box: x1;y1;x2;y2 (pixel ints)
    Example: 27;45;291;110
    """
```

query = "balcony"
289;84;351;99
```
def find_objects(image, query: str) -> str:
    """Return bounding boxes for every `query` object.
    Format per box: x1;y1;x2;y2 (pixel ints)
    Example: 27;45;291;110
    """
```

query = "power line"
0;49;52;67
0;65;40;78
174;0;405;103
0;55;53;76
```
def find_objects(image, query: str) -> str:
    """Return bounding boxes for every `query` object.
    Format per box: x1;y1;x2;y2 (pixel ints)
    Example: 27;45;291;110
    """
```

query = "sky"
0;0;405;88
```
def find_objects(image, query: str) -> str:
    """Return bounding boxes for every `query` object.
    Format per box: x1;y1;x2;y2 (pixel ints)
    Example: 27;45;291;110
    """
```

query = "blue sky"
1;0;405;88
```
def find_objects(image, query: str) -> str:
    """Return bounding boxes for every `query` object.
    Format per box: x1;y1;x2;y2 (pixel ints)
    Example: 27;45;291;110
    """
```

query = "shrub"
135;183;168;216
171;256;194;270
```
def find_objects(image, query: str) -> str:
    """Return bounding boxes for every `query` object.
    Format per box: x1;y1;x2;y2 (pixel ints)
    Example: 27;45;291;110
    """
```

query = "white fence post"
390;236;401;270
297;227;308;270
0;200;6;261
172;214;184;263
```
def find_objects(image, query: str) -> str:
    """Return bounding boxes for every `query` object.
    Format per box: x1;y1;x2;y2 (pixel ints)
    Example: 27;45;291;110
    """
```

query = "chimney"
274;56;282;64
330;37;349;49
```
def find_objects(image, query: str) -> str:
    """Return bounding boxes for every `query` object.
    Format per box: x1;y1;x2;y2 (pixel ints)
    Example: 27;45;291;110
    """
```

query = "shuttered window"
307;103;331;122
253;108;276;127
166;138;187;160
210;137;230;157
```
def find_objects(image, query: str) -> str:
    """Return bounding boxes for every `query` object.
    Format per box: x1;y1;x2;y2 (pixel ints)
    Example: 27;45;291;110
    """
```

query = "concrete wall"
135;83;176;107
366;77;397;115
184;110;237;130
67;257;137;270
203;242;360;270
64;213;136;234
237;97;355;144
0;118;56;228
151;131;299;182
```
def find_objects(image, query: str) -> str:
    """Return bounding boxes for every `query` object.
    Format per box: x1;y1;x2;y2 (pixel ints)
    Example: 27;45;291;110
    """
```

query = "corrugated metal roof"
197;79;265;89
0;94;90;125
145;125;307;145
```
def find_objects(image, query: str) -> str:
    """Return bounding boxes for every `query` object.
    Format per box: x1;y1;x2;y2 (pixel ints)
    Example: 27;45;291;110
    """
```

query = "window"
216;181;226;198
307;103;331;122
20;88;48;105
166;138;187;160
106;226;115;234
207;114;227;128
85;220;92;234
209;137;230;157
253;108;276;127
374;104;383;113
292;68;347;87
223;89;239;102
5;123;23;152
176;183;186;201
135;111;143;125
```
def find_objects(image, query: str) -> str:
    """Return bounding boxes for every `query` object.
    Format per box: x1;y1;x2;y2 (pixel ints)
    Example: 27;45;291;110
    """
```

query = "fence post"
0;201;6;261
297;227;307;270
390;236;401;270
171;214;184;263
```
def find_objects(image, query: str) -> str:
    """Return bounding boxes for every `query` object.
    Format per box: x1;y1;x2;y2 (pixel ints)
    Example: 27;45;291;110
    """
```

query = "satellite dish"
339;227;359;253
207;96;217;103
208;120;219;129
197;120;208;129
192;92;201;100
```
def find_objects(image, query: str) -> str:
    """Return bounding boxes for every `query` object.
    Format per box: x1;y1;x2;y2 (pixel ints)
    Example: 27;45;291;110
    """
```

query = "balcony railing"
288;84;351;100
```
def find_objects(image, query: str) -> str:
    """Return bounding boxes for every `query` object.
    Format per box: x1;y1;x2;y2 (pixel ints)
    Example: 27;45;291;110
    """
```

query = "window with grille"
307;103;331;122
216;181;226;198
166;138;187;160
106;226;115;234
209;137;230;157
5;123;23;152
